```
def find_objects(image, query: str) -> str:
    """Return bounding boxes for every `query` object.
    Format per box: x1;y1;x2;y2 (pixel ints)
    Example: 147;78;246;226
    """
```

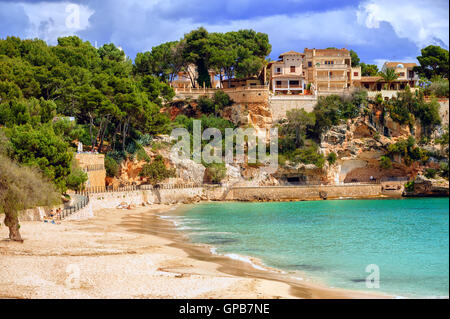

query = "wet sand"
0;205;389;299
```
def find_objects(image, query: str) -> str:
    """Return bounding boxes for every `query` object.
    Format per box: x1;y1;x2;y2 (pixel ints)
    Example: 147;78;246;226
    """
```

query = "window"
276;81;282;85
399;72;405;77
290;66;296;73
276;67;281;73
308;62;312;67
354;72;358;76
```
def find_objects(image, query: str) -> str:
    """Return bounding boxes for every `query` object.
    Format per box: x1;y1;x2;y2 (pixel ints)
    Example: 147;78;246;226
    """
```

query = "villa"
170;64;221;89
267;48;361;95
303;48;361;94
171;50;420;100
267;50;306;94
355;62;420;92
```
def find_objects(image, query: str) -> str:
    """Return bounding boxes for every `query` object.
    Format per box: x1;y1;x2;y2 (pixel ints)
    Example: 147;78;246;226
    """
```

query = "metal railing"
62;195;89;219
174;85;269;93
75;183;224;195
316;64;349;69
316;76;347;81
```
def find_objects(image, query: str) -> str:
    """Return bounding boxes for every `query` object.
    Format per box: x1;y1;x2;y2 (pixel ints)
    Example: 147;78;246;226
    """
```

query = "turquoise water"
165;198;449;298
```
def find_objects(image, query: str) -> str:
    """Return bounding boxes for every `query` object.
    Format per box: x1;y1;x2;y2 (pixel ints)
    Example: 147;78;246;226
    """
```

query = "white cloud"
357;0;449;48
19;1;94;43
209;10;366;45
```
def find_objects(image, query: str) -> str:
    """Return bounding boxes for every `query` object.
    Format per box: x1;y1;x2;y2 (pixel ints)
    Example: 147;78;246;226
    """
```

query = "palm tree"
379;67;398;90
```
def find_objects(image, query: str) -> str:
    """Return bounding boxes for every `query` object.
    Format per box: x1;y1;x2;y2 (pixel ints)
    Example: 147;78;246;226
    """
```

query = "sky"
0;0;448;68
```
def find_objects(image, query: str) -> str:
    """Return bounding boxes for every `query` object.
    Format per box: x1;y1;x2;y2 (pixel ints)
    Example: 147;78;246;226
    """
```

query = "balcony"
275;85;302;89
315;64;349;69
316;76;347;81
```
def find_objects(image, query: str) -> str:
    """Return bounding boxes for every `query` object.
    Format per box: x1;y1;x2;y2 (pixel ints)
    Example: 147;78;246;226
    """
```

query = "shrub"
379;156;392;169
327;152;337;165
136;134;152;147
204;163;226;184
404;180;415;192
197;95;215;114
105;156;120;177
139;155;175;184
373;132;381;141
424;168;437;179
423;77;449;98
290;145;325;168
278;154;287;166
213;90;233;109
0;154;60;241
136;148;150;162
439;162;449;179
65;166;88;191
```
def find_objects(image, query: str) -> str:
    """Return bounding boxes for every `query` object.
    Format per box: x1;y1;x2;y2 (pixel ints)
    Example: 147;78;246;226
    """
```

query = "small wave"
191;231;235;235
224;253;267;271
292;276;304;281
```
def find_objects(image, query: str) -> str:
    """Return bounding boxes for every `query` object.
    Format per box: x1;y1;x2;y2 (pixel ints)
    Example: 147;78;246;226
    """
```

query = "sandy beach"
0;205;388;299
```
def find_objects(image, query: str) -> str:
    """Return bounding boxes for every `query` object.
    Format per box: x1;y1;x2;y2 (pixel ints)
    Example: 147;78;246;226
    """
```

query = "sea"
160;198;449;298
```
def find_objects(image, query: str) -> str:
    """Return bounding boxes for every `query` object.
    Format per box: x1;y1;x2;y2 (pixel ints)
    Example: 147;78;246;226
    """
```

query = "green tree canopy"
350;49;360;66
415;45;449;79
360;63;379;76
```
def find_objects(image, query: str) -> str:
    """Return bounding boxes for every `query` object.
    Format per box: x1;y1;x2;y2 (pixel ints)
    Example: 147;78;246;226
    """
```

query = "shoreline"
0;203;390;299
156;203;392;299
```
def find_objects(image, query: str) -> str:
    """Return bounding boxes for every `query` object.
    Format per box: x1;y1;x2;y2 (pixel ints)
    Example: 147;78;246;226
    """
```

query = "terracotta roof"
360;76;382;82
384;62;417;68
222;76;259;82
359;76;410;82
267;60;284;67
278;50;304;58
304;48;349;53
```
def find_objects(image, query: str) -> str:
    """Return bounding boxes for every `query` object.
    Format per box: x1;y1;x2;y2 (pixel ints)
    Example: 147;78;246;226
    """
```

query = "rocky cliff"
403;175;449;197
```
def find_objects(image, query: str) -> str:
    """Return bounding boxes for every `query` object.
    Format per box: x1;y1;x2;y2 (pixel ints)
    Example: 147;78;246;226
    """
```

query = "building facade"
355;62;419;91
267;51;306;95
303;48;361;94
170;64;221;89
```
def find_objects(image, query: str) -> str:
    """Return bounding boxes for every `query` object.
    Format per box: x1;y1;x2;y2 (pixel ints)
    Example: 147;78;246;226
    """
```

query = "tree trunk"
122;119;129;151
94;118;106;150
98;118;109;153
89;113;95;151
4;213;23;242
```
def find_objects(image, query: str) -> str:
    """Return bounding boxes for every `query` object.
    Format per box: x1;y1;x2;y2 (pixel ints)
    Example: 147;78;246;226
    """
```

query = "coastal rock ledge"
403;175;449;197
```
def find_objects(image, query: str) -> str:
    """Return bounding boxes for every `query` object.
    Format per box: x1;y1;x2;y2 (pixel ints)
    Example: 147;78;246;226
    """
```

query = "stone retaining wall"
269;96;317;122
225;184;383;201
89;187;222;210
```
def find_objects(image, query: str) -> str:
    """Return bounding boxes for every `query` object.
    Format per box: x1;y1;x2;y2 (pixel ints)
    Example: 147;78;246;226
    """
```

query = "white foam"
224;253;267;271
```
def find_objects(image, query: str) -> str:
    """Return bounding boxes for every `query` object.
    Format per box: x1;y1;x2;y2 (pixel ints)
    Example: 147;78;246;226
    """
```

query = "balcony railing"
315;64;349;69
275;84;302;89
316;76;347;81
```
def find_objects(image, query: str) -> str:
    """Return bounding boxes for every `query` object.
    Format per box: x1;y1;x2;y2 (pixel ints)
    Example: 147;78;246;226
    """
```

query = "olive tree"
1;133;60;241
